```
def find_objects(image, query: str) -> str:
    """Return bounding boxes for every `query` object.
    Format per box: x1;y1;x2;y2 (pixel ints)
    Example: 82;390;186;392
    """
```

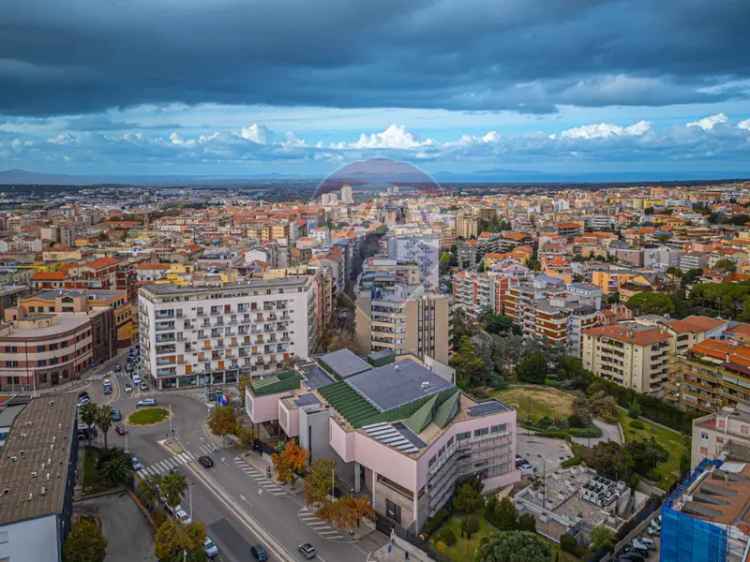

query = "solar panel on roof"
468;400;510;417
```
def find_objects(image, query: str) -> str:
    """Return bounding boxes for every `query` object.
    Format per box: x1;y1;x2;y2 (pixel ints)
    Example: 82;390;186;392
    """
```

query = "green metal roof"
433;390;461;428
249;371;301;397
404;394;438;434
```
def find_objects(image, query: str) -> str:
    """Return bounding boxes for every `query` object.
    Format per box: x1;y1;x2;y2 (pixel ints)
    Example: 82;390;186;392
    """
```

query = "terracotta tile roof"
136;263;170;270
584;324;672;346
32;271;66;281
692;339;739;360
501;231;529;241
727;323;750;338
668;315;726;334
85;257;119;270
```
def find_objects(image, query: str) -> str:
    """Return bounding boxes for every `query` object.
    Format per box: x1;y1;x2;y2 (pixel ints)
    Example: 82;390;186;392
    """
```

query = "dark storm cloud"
0;0;748;115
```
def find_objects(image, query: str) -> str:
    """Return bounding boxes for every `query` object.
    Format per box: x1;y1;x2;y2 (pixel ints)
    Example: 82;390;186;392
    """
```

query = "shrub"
461;515;480;539
630;420;644;430
422;506;453;537
439;528;457;546
560;533;580;555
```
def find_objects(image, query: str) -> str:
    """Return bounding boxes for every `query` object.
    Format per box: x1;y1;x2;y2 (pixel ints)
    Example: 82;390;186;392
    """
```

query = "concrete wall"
0;514;60;562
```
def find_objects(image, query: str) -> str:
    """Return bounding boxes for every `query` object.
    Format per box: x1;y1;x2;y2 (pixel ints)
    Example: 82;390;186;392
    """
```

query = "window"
700;432;709;440
385;499;402;525
474;427;489;438
457;431;470;441
491;424;507;434
699;447;708;455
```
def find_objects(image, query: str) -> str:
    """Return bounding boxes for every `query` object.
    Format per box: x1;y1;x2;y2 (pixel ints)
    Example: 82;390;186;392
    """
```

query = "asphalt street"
80;351;384;562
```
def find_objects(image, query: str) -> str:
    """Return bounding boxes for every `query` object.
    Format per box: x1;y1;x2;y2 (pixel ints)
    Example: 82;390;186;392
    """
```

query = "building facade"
138;277;317;389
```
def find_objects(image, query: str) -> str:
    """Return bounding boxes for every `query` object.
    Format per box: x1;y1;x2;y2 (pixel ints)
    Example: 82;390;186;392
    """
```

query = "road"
82;354;383;562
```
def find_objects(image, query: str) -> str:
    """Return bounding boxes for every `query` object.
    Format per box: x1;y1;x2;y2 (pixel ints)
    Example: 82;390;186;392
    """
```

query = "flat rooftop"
318;349;371;379
0;313;92;339
346;359;454;412
140;276;310;296
0;394;77;526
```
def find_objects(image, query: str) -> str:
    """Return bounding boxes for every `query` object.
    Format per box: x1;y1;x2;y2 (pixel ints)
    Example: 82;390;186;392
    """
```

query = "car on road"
115;364;122;372
131;456;144;471
632;538;653;551
77;391;90;406
139;382;149;392
115;424;127;436
204;536;219;559
198;455;214;469
111;408;122;421
133;375;142;385
103;385;112;395
175;506;192;525
124;383;133;393
136;398;157;408
250;544;268;561
298;543;317;560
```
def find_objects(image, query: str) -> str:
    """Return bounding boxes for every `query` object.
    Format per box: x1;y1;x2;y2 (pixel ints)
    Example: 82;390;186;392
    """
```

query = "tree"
63;517;107;562
453;481;483;514
450;336;489;389
480;311;514;335
304;458;335;506
272;440;309;484
96;405;113;450
160;471;188;509
236;425;256;449
627;399;641;419
714;258;737;274
515;352;547;385
626;438;668;477
99;448;131;486
462;515;480;539
238;375;251;407
517;513;536;533
316;495;374;530
582;442;635;483
138;474;163;510
488;497;518;531
559;533;579;555
476;531;550;562
590;525;615;552
154;518;207;562
208;405;238;437
626;292;675;316
80;402;99;447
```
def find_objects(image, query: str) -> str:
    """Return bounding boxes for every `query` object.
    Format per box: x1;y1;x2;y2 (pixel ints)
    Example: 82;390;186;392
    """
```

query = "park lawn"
494;386;575;424
432;514;580;562
128;407;169;426
619;410;687;489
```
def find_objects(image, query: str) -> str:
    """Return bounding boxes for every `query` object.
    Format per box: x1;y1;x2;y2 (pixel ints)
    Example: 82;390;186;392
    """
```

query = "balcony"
156;310;175;319
155;333;176;343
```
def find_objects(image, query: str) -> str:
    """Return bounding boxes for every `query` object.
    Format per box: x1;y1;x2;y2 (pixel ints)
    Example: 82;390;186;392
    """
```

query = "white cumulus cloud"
346;124;433;150
738;119;750;131
48;132;79;145
449;130;501;146
687;113;728;130
240;123;274;144
557;120;651;140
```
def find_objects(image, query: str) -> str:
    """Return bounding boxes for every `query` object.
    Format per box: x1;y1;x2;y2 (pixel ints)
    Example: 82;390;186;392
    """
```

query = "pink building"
246;350;519;532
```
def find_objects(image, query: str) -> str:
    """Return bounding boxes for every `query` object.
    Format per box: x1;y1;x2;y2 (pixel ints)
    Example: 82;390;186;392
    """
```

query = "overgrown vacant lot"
495;386;575;423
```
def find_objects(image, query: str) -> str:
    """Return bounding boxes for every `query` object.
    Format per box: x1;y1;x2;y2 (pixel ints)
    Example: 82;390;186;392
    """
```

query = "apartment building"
581;323;671;394
455;211;478;239
245;350;519;533
0;310;98;392
387;233;440;292
138;276;317;389
669;339;750;413
691;402;750;470
355;286;451;364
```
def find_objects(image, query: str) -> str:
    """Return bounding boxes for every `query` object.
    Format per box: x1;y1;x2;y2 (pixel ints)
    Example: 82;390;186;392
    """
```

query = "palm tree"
138;474;162;509
96;405;113;450
101;450;131;486
160;471;187;508
79;402;98;447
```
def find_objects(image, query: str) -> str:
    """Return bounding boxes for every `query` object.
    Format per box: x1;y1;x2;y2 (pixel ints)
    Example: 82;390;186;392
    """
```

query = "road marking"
183;462;296;562
240;494;247;502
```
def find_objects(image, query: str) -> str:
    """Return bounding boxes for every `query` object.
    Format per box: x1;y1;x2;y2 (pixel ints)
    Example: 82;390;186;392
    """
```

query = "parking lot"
516;432;574;474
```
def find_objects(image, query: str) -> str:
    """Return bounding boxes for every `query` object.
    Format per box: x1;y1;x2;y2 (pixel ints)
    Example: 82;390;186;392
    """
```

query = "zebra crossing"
233;456;287;496
137;452;195;479
297;506;350;542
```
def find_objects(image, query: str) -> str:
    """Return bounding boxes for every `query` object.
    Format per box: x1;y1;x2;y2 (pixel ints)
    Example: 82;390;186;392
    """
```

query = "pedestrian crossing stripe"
232;457;287;495
137;451;196;478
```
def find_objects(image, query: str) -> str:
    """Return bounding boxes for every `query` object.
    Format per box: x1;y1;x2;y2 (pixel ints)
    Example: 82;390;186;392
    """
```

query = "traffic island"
127;407;170;426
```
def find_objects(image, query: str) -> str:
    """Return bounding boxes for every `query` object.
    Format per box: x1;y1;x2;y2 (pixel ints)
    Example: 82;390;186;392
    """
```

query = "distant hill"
0;169;110;186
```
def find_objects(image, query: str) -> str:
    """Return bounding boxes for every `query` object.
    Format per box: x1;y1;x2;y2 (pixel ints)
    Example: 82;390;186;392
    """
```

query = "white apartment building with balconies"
138;277;317;389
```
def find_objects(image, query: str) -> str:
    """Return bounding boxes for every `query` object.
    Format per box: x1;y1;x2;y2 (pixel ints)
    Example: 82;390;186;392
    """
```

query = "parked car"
136;398;157;408
175;506;191;525
131;456;144;471
298;543;317;560
114;364;122;372
103;385;112;395
633;538;653;551
133;375;142;385
124;383;133;393
198;455;214;469
77;391;90;406
250;544;269;561
638;537;656;549
204;536;219;559
111;408;122;421
115;424;127;436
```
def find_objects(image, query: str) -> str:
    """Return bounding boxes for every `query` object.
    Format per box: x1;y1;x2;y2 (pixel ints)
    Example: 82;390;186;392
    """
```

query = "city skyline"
1;1;749;179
